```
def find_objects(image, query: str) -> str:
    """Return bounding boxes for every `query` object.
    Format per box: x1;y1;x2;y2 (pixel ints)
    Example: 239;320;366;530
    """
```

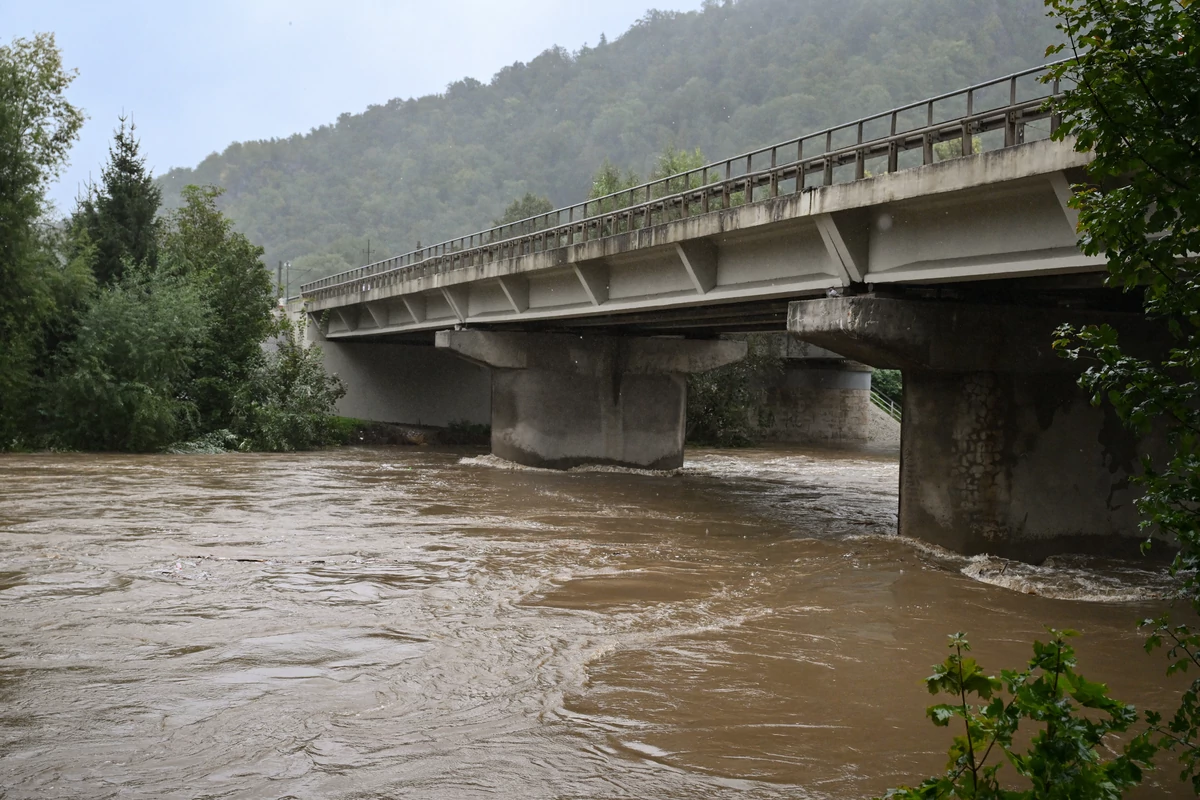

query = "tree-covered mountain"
157;0;1061;287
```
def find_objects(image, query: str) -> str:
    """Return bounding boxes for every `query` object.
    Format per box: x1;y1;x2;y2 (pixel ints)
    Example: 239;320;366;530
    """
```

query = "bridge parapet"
303;63;1070;310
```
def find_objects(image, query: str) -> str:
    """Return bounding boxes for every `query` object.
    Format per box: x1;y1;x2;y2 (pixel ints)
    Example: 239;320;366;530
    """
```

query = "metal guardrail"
302;62;1067;302
871;390;902;422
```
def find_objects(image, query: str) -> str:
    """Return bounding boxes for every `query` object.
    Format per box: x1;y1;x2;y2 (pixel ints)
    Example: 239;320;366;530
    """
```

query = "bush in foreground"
880;632;1154;799
232;317;346;452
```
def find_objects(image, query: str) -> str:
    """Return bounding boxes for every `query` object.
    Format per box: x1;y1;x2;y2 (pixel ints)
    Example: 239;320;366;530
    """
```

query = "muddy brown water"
0;447;1189;798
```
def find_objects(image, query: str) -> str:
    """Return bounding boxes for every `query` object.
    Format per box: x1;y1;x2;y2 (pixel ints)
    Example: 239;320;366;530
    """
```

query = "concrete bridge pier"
789;296;1163;560
436;331;746;470
751;337;874;444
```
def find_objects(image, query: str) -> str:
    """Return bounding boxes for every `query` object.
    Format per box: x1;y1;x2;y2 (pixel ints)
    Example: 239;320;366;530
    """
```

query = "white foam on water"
961;553;1179;603
457;453;680;477
845;531;1179;603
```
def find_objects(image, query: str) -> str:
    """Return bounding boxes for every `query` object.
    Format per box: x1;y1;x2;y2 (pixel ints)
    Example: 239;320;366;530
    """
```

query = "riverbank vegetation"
686;334;784;447
0;34;343;454
883;0;1200;795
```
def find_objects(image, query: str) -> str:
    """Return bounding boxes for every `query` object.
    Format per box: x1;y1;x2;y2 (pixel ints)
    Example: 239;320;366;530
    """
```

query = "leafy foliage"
232;316;346;452
49;263;208;452
0;32;86;447
687;334;783;447
874;369;904;401
932;135;985;162
1044;0;1200;786
881;632;1155;799
495;192;555;228
159;185;277;432
587;158;642;215
0;35;363;455
156;0;1061;279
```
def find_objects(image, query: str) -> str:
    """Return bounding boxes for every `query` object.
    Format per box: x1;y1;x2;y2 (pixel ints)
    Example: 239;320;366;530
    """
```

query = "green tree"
650;143;707;194
0;32;86;446
287;251;354;296
874;368;903;400
650;143;712;218
49;262;208;452
495;191;555;227
687;334;782;447
72;116;162;285
588;158;641;210
159;185;276;432
933;135;985;161
233;315;346;451
1044;0;1200;787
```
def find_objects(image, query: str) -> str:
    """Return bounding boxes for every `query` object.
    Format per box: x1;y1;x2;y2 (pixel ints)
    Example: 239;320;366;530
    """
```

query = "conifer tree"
74;116;161;284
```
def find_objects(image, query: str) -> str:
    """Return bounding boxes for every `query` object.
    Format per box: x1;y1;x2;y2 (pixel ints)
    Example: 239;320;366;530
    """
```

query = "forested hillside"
158;0;1061;287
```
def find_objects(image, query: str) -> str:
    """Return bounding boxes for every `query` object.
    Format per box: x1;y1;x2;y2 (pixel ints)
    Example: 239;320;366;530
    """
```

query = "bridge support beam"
789;296;1164;560
436;331;747;470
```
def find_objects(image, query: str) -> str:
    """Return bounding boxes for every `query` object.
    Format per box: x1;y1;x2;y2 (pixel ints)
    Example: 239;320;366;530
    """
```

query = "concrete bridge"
299;64;1162;560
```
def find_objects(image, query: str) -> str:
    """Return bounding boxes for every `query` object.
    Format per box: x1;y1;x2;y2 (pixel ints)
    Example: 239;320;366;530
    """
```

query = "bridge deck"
301;64;1101;340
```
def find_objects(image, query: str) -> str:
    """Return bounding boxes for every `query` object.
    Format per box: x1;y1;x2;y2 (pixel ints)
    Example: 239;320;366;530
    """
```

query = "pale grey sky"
5;0;704;211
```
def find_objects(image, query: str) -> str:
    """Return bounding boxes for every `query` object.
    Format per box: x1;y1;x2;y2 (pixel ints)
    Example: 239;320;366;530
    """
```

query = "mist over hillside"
157;0;1061;285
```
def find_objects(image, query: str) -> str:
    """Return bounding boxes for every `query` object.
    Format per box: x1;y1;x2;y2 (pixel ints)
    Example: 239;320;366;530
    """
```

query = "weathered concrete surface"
320;340;491;428
309;139;1099;340
789;296;1166;560
901;368;1151;560
753;359;873;444
437;331;746;470
866;401;902;448
714;333;872;444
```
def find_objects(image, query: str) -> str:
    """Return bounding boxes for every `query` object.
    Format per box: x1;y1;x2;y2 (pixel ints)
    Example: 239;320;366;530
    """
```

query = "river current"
0;446;1188;798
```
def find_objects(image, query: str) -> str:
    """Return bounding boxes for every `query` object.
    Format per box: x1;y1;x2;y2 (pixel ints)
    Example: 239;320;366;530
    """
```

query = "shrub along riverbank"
1;35;344;454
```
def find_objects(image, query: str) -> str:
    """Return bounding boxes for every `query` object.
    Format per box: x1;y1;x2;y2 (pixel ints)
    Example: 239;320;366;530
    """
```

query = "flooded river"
0;446;1188;798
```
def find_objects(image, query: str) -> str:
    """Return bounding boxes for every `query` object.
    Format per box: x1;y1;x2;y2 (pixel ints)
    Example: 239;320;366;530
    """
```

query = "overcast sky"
7;0;704;211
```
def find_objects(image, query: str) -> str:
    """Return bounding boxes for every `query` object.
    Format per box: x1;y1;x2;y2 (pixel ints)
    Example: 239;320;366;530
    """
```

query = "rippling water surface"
0;447;1188;798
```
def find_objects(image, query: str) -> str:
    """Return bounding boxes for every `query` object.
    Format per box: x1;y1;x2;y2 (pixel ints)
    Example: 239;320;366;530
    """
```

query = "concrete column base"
901;368;1147;560
437;331;746;470
789;296;1166;560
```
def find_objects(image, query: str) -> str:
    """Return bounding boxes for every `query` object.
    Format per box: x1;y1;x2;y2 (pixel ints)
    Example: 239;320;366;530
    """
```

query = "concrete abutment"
749;338;874;445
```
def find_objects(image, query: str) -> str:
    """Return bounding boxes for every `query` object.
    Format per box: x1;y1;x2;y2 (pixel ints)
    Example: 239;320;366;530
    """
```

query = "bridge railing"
871;389;902;422
302;62;1068;302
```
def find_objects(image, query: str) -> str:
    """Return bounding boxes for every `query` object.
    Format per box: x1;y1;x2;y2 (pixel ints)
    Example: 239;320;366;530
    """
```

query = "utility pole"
362;238;372;264
277;261;283;301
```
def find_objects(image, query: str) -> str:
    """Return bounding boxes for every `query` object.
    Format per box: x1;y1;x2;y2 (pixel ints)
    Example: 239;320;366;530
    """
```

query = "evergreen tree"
74;116;161;285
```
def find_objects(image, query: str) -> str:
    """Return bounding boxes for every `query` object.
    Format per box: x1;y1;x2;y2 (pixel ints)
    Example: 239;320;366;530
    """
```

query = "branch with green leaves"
880;632;1156;800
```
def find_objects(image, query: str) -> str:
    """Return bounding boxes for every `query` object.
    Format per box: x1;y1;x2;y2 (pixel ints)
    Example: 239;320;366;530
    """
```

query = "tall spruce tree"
74;116;161;284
